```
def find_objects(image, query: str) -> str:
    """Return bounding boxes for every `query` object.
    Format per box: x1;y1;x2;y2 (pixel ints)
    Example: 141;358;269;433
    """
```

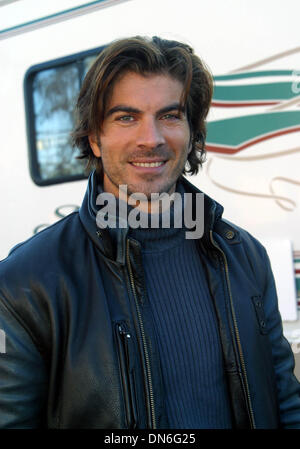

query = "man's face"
89;71;192;199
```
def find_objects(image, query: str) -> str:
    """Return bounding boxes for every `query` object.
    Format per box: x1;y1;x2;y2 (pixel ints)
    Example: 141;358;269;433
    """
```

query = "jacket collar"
179;176;224;236
180;177;241;246
79;171;117;261
79;170;233;263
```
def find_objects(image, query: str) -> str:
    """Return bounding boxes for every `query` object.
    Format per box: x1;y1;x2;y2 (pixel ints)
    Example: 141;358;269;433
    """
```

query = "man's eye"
161;113;180;120
116;115;134;122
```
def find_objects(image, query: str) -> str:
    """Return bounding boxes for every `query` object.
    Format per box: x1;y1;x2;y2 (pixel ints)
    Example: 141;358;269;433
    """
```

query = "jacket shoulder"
0;211;84;280
215;217;271;288
222;218;267;254
0;212;88;349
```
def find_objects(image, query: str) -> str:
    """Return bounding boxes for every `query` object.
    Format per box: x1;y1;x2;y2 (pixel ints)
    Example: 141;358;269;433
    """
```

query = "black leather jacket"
0;171;300;429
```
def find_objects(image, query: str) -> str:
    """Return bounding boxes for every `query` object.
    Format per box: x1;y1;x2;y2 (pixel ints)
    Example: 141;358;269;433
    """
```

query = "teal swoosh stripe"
0;1;111;35
0;0;129;40
213;82;297;102
214;70;294;81
206;111;300;147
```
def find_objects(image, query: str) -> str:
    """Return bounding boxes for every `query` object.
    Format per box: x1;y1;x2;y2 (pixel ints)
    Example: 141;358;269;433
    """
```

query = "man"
0;36;300;429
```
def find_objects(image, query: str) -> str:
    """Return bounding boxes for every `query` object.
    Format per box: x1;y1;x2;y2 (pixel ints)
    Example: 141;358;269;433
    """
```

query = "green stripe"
214;70;294;81
213;82;298;102
296;278;300;296
206;111;300;147
0;0;108;35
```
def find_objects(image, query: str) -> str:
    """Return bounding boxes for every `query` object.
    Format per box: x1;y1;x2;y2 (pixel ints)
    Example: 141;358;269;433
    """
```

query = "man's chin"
127;179;176;194
126;183;176;200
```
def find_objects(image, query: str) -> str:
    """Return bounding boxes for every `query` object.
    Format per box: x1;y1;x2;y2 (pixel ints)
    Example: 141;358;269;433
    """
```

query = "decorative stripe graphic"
206;111;300;154
294;252;300;305
229;47;300;73
207;49;300;214
212;83;298;107
211;100;279;107
214;70;295;81
0;0;131;40
212;70;300;107
205;158;297;210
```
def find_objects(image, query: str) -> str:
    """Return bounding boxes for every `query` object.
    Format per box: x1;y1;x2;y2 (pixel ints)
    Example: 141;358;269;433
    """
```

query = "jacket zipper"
115;322;138;429
209;230;256;429
126;238;157;429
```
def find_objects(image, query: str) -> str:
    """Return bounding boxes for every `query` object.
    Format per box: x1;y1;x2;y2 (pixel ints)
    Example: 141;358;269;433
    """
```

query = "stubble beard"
102;149;188;201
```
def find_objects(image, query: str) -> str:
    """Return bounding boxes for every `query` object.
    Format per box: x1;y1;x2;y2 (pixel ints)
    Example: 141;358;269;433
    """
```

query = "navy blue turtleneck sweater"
129;213;233;428
100;180;233;428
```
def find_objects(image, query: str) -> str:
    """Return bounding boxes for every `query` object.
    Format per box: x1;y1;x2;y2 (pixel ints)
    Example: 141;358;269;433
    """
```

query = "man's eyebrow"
157;103;185;115
105;103;185;118
105;105;141;117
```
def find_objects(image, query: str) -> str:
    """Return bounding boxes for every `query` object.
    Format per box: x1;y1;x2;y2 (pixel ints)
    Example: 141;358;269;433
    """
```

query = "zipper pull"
118;323;131;339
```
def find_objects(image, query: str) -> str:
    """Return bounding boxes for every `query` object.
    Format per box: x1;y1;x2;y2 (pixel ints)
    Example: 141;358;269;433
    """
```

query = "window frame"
24;45;105;186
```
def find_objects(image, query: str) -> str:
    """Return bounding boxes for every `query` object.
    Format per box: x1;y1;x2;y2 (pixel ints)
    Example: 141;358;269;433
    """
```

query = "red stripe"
296;269;300;274
211;100;279;108
206;126;300;154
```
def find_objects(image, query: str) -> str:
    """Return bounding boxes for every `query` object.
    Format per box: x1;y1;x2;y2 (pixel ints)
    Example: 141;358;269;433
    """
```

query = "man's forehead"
105;71;184;111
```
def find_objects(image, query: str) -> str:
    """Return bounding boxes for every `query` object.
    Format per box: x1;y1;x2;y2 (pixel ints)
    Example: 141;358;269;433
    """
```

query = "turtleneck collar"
96;179;188;252
128;182;187;253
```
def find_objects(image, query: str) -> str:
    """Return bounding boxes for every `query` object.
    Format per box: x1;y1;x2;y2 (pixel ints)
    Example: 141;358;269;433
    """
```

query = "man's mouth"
131;161;165;168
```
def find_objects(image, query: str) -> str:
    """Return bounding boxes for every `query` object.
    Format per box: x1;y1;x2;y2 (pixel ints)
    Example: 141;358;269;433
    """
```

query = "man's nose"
136;118;166;148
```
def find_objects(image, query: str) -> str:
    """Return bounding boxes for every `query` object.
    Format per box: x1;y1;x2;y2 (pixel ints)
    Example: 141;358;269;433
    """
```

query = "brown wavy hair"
72;36;213;176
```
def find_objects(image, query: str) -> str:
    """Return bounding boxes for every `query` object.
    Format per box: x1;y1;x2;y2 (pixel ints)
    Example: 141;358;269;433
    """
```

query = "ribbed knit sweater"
129;215;233;428
99;181;233;428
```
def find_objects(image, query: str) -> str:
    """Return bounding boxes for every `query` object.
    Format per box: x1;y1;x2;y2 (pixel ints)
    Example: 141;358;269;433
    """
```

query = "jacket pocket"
251;295;268;335
115;322;138;429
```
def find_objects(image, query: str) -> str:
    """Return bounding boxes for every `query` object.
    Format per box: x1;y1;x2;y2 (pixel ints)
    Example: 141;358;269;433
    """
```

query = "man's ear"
88;134;101;157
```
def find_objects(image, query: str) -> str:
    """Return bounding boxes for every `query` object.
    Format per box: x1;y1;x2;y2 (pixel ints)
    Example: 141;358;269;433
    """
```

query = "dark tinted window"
24;49;100;185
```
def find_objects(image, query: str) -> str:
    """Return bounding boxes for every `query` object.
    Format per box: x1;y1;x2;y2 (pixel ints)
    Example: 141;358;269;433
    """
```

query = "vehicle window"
24;47;103;185
83;55;98;77
32;63;83;180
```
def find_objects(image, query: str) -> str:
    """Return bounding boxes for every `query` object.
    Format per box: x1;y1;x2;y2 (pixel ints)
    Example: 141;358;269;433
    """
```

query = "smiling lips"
131;161;165;168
